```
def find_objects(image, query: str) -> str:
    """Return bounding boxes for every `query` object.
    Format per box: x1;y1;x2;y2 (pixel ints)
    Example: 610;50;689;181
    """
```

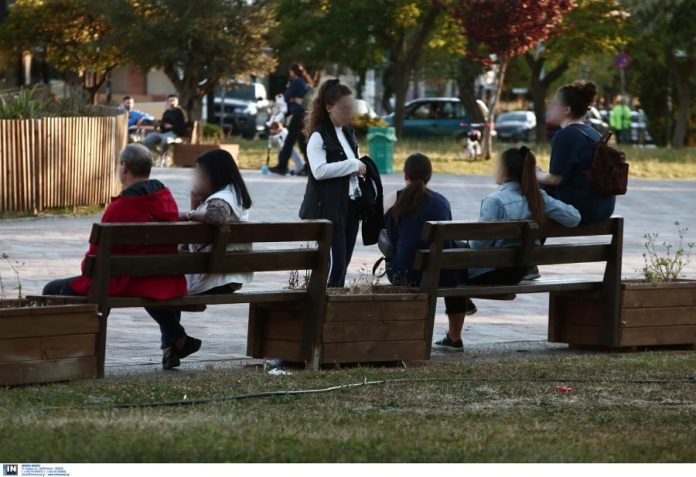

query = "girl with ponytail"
433;147;582;352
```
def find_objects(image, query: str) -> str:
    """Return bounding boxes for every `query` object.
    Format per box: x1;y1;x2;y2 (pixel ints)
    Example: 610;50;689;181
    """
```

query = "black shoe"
269;166;288;176
178;336;202;359
296;166;309;177
162;347;181;370
465;299;478;316
522;266;541;281
434;333;464;352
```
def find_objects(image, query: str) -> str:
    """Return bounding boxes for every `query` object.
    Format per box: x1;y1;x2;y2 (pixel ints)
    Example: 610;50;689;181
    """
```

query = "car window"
406;102;432;119
497;112;529;123
438;101;465;119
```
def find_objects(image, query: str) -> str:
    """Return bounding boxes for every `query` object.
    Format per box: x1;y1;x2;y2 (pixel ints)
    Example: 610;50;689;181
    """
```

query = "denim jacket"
468;181;581;278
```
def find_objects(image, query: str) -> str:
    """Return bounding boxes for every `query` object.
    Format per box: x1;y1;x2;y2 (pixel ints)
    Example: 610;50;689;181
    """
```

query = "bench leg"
95;309;110;379
305;345;321;371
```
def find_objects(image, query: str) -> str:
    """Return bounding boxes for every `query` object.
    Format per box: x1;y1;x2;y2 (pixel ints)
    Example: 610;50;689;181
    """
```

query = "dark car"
495;111;536;142
212;81;270;139
545;106;611;141
384;97;489;138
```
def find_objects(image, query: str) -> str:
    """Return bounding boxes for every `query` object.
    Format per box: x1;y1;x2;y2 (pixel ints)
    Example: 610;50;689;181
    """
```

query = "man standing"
609;97;632;144
43;144;201;370
143;94;187;166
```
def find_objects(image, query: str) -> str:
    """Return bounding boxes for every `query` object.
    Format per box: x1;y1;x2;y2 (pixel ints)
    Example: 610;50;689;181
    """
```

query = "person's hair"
167;94;178;99
393;153;433;223
122;96;132;102
289;62;313;86
269;121;283;131
304;79;352;137
557;80;597;118
501;147;545;224
195;149;252;209
120;143;152;178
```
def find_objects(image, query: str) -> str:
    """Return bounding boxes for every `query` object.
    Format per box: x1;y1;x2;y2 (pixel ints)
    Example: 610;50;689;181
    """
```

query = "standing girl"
270;63;313;176
299;79;367;287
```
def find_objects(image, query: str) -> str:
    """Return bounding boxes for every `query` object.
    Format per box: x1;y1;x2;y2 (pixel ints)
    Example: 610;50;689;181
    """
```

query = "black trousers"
328;200;360;288
276;112;307;170
42;276;186;350
443;267;527;314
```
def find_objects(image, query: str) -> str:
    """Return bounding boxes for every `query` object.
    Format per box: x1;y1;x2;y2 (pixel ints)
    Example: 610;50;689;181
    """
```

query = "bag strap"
372;257;388;278
569;123;612;145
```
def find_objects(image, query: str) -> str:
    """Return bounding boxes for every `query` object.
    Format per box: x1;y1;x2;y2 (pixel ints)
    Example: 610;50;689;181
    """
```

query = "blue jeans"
42;276;186;349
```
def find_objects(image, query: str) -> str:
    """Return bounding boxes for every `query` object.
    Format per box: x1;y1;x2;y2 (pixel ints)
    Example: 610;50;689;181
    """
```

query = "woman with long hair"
181;149;254;296
270;62;313;176
432;146;582;351
538;80;615;223
299;79;367;287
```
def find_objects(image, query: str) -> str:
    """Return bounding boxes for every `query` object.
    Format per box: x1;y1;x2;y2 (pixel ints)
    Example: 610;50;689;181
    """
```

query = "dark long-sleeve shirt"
284;77;309;116
161;107;187;136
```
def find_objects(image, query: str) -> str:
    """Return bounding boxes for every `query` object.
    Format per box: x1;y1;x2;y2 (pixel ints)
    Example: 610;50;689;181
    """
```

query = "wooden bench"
414;217;623;355
39;220;333;376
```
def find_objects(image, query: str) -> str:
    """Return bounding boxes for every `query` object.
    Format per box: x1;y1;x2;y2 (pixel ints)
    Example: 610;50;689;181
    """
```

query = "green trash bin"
367;127;397;174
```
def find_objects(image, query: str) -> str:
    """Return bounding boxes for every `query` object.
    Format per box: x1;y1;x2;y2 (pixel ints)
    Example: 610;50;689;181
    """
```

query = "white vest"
186;186;253;294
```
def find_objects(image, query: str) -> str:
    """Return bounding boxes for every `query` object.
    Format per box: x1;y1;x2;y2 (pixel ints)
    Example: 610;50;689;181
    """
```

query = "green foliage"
201;122;225;143
351;115;388;137
0;88;108;119
112;0;277;120
640;222;694;283
0;0;120;103
0;87;42;119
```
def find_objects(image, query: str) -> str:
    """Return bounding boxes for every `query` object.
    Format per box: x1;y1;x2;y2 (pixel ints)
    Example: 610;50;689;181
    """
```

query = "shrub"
640;222;694;283
0;87;108;119
201;122;225;143
351;114;388;137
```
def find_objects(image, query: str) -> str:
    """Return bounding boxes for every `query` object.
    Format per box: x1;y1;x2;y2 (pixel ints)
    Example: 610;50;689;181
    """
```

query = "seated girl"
180;149;254;297
384;152;478;337
433;146;581;351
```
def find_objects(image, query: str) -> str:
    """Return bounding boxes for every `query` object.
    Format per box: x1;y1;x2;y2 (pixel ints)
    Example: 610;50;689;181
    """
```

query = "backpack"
574;127;629;196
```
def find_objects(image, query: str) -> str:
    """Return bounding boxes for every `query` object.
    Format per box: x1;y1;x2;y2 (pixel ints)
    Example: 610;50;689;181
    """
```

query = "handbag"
372;229;394;277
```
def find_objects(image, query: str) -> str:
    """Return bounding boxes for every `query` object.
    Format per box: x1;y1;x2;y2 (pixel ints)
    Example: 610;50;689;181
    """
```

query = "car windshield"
497;112;529;123
221;83;255;101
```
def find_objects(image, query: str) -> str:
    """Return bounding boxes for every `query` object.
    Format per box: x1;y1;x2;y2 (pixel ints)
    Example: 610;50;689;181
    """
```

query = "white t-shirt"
307;127;361;198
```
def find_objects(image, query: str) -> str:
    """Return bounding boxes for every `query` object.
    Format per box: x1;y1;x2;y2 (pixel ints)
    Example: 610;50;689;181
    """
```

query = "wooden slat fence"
0;107;127;213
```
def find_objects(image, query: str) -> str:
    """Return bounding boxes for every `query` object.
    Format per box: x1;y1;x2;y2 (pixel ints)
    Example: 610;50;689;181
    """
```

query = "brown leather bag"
576;128;629;196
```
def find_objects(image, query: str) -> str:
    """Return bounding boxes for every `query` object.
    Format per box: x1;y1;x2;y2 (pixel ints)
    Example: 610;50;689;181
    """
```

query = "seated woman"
383;152;477;341
179;149;254;297
433;146;581;351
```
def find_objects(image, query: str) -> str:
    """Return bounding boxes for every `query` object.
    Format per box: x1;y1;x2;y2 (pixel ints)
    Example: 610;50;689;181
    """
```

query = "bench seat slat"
416;244;611;270
435;279;603;297
92;221;330;246
105;290;307;308
85;249;318;277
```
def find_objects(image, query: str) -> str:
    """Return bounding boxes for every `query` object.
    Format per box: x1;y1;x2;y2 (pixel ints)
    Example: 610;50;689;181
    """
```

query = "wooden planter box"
0;300;100;386
247;290;430;364
171;143;240;167
549;280;696;348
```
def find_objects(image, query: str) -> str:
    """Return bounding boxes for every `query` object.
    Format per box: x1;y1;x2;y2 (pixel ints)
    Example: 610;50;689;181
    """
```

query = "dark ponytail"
290;62;313;87
501;147;545;225
393;153;432;223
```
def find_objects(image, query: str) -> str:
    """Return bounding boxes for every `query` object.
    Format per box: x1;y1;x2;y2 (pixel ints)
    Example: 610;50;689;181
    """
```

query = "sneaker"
433;333;464;351
178;336;202;359
269;166;288;176
465;299;478;316
522;266;541;281
162;347;181;370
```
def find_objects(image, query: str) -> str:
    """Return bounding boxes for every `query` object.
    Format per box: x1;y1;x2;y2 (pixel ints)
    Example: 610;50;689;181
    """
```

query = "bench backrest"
84;220;333;304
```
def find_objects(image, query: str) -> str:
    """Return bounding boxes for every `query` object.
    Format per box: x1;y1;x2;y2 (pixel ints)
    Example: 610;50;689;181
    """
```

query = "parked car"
495;110;536;142
384;97;489;138
354;98;379;119
212;81;269;139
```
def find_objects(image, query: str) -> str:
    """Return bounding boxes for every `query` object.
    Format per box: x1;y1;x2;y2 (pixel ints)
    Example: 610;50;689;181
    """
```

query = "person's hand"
355;161;367;176
190;190;203;210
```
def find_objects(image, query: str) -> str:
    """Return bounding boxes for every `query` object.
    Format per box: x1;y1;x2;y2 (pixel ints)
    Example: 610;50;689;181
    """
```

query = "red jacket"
70;181;188;300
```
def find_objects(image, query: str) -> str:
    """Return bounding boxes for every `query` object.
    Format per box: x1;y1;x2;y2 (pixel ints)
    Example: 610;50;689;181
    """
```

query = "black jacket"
161;107;187;136
355;156;384;245
299;120;359;229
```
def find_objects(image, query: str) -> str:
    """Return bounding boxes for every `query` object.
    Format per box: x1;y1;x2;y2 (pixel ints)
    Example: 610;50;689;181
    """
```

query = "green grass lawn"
232;137;696;180
2;352;695;462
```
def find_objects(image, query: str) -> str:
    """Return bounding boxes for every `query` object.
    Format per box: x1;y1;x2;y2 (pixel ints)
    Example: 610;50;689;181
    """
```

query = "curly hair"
303;79;353;138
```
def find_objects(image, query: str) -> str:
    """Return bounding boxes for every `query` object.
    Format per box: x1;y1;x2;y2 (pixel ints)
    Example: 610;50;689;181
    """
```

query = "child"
464;128;482;160
268;121;304;175
434;146;582;351
266;93;288;128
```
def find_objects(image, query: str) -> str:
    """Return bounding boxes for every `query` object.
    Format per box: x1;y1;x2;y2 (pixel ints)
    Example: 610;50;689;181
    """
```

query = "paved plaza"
1;168;695;374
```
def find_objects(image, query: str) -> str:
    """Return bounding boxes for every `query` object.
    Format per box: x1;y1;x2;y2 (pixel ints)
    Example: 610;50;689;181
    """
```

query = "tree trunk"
483;59;508;160
672;58;694;148
457;57;484;123
393;63;409;138
525;54;569;143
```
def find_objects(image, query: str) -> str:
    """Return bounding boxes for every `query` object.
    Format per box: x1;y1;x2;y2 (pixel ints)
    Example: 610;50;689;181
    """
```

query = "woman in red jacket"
43;144;197;370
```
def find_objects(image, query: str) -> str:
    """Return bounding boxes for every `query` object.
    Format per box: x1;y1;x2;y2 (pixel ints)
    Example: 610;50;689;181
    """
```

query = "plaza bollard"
367;127;397;174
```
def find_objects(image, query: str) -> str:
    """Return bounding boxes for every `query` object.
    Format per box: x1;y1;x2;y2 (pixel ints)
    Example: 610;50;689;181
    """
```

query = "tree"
273;0;446;137
632;0;695;148
452;0;572;157
0;0;120;103
112;0;276;121
524;0;628;142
